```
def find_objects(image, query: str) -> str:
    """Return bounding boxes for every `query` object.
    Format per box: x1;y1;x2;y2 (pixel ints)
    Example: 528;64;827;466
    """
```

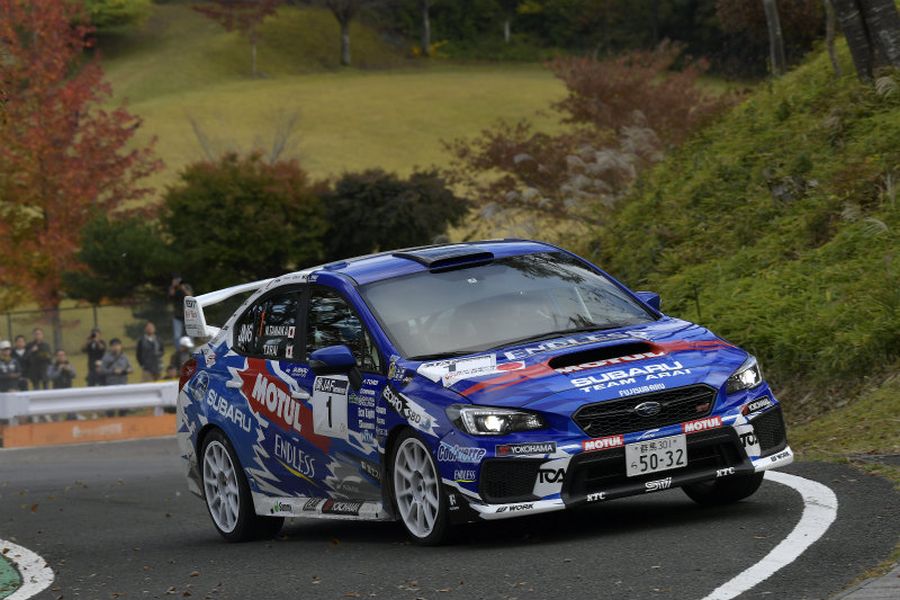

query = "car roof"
307;239;559;286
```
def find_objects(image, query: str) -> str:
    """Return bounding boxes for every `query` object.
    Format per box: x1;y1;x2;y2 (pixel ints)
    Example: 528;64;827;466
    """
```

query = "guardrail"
0;382;179;447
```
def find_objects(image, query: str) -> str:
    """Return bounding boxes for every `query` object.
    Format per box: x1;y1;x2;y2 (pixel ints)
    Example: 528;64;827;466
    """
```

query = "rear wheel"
683;472;764;506
391;431;450;545
201;429;283;542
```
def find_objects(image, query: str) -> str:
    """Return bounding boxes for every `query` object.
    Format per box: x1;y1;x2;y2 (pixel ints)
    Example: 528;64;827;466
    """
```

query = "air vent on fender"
547;341;661;371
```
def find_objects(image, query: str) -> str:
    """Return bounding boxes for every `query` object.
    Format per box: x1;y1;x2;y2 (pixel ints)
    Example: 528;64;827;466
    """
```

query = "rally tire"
682;472;765;506
201;429;284;542
390;430;451;546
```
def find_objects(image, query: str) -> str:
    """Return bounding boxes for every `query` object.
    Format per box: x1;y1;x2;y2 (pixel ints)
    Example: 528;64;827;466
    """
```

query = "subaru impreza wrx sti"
176;240;792;544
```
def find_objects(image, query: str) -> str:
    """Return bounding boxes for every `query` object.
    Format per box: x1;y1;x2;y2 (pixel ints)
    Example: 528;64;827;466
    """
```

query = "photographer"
47;349;77;389
82;328;106;386
97;338;133;386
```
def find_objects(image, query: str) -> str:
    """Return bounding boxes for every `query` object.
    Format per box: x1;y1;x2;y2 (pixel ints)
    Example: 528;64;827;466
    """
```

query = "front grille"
573;385;716;437
751;405;787;456
479;459;542;503
564;429;745;501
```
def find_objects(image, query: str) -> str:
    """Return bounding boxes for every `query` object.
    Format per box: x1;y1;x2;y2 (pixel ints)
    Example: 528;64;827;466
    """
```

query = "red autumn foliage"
0;0;162;314
445;44;736;233
193;0;282;75
548;42;732;146
193;0;281;34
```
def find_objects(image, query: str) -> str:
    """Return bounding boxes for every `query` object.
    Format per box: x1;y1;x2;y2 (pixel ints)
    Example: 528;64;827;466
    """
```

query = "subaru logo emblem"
634;401;662;417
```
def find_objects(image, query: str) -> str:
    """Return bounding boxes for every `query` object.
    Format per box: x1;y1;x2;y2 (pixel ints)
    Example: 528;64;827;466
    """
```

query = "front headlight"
726;356;763;394
447;405;545;436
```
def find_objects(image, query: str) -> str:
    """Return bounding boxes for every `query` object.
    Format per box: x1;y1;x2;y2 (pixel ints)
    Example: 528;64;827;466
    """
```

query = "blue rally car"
177;240;792;544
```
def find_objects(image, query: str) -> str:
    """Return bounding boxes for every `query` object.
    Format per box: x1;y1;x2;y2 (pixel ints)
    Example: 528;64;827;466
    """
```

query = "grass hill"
99;2;565;190
594;46;899;473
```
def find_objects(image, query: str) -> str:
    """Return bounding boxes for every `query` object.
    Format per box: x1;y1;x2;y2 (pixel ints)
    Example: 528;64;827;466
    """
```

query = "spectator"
167;336;195;378
82;328;107;386
12;335;28;390
168;276;193;342
136;321;164;382
98;338;133;386
47;349;77;389
0;340;23;392
24;328;52;390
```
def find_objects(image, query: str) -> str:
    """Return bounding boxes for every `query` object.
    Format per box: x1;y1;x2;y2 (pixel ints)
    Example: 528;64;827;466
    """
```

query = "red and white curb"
0;539;54;600
701;470;839;600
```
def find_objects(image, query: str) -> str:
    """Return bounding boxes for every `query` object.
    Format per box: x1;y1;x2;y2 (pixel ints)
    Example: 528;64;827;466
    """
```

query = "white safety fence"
0;382;178;425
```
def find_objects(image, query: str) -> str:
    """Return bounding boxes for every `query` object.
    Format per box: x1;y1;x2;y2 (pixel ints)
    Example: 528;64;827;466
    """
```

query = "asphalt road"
0;438;897;600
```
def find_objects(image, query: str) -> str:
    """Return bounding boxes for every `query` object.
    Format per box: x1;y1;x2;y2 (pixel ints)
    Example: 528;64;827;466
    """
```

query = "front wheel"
683;472;764;506
201;429;283;542
391;431;451;545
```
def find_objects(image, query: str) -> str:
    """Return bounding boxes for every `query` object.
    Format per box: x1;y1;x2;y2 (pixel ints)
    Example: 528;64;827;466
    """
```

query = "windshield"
359;251;656;359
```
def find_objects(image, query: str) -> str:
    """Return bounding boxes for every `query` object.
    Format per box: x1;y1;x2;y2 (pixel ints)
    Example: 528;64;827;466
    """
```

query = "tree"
761;0;787;76
420;0;432;56
84;0;153;29
0;0;161;347
831;0;900;82
308;0;382;66
63;215;173;304
194;0;283;77
322;169;470;260
824;0;842;76
162;153;326;293
716;0;822;75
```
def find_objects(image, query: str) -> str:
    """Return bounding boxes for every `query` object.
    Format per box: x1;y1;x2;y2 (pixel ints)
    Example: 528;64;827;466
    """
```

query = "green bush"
594;49;900;392
163;152;327;292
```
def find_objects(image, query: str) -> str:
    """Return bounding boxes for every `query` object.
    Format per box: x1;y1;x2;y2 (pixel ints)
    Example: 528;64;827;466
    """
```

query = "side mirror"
635;291;661;312
309;345;362;389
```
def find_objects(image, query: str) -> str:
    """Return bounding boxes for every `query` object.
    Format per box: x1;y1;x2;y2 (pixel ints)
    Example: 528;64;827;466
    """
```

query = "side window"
306;288;381;372
234;290;300;359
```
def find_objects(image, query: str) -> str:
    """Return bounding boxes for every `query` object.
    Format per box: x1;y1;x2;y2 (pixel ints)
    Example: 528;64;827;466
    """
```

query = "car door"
293;284;386;501
229;285;332;499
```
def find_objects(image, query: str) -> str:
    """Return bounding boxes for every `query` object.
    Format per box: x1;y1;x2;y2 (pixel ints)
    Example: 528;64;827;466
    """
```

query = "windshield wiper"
487;324;626;351
407;350;480;362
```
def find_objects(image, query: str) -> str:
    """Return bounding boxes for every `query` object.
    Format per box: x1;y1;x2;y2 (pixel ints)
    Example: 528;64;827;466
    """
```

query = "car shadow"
271;487;787;549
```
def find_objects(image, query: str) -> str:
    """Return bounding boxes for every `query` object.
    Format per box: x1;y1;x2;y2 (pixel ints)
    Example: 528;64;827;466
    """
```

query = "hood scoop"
548;341;662;372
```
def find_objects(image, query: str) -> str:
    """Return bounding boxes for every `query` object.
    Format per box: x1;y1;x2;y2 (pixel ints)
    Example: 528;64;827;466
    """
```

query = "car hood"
411;318;749;412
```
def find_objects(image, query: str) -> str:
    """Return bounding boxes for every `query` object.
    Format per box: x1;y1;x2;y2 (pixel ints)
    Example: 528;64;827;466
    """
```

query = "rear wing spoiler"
183;278;274;339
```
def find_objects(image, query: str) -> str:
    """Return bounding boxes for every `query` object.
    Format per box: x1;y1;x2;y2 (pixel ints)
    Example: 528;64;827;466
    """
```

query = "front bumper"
444;404;792;523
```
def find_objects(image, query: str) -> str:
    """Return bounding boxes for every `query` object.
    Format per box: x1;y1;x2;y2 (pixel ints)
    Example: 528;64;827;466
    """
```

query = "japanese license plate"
625;434;687;477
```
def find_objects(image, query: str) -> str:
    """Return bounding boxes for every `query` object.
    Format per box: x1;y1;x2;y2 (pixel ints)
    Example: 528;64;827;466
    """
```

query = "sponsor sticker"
570;361;692;393
495;441;557;456
437;442;486;464
644;477;672;492
555;351;667;374
746;396;773;414
586;491;607;502
682;416;722;434
582;435;624;452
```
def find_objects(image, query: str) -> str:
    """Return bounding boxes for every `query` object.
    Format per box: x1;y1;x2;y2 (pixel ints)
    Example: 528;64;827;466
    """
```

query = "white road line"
0;538;54;600
701;470;839;600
